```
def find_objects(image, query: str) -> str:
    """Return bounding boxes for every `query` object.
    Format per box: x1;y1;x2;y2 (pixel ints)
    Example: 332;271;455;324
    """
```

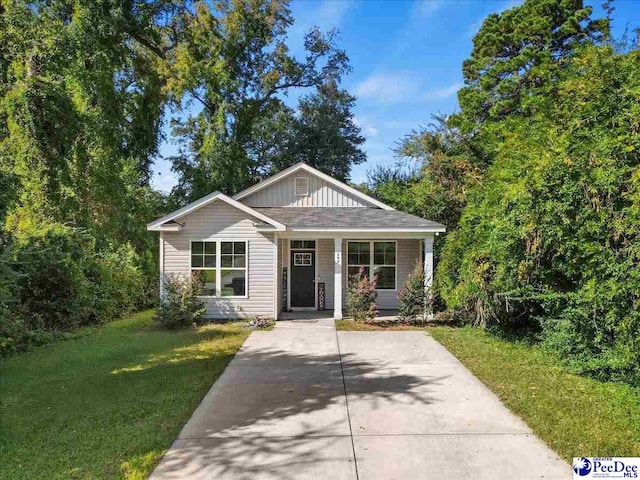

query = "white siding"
242;174;375;207
162;201;275;318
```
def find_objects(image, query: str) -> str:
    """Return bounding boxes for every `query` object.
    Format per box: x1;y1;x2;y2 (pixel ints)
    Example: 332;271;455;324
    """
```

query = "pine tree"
398;262;431;325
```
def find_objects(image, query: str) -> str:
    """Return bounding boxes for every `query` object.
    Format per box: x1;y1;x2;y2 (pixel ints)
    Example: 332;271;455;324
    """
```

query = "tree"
457;0;609;128
438;44;640;383
167;0;351;201
398;262;431;325
366;115;483;232
251;79;366;182
278;80;365;181
1;0;169;249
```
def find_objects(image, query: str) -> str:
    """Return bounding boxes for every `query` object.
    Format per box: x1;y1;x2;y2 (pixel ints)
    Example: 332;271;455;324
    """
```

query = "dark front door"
290;250;315;308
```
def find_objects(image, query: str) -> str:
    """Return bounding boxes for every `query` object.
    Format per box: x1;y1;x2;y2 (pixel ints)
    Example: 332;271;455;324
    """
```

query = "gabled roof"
232;162;394;210
254;207;446;233
147;191;286;231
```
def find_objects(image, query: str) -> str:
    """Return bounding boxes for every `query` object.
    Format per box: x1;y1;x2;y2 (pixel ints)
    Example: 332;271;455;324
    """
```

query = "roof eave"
147;192;286;231
288;227;447;233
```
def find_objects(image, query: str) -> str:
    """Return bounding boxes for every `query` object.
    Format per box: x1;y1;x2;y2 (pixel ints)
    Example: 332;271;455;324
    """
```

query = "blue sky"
151;0;639;192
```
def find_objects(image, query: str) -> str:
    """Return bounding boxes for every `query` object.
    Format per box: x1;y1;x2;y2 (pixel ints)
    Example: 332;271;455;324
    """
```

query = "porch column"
159;232;165;300
334;238;343;320
423;235;434;292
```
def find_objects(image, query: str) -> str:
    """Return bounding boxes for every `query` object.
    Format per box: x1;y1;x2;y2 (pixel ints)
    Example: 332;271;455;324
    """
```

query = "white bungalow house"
147;163;446;319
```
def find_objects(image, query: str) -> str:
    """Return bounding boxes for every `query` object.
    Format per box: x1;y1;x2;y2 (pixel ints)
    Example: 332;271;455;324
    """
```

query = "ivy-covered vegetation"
366;1;639;384
0;0;365;354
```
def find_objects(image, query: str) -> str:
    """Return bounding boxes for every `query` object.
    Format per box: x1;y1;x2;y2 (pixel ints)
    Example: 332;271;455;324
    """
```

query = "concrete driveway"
150;320;570;480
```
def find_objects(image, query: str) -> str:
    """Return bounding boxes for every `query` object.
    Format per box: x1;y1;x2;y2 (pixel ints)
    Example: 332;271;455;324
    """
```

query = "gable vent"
294;176;309;196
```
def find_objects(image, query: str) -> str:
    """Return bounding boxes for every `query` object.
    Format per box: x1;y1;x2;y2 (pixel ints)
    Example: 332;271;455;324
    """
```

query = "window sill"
197;295;249;300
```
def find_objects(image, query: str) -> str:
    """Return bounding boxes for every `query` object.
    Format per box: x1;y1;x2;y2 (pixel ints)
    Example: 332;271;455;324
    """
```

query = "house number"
335;252;342;264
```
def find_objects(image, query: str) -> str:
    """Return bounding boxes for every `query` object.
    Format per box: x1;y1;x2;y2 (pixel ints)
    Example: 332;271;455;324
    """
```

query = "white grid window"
347;241;396;290
191;240;248;297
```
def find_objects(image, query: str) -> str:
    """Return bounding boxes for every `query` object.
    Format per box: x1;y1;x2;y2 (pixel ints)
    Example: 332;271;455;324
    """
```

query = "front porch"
279;310;401;322
274;235;435;320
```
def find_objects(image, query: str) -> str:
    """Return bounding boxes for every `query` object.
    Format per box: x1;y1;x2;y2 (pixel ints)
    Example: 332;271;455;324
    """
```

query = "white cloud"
421;82;463;101
353;115;379;137
290;0;356;41
412;0;445;18
354;72;418;103
314;0;356;30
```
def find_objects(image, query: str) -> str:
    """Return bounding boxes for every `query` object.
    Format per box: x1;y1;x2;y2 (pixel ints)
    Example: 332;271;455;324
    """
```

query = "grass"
0;310;250;480
428;326;640;461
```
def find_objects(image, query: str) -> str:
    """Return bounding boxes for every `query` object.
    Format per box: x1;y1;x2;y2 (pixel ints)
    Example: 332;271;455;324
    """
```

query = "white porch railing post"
334;238;343;320
159;232;165;300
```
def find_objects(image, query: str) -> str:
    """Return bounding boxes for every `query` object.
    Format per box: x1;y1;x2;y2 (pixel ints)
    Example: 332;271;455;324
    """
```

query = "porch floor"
279;310;399;322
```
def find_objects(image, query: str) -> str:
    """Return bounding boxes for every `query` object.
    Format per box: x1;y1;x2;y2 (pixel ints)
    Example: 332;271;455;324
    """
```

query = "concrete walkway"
150;319;570;480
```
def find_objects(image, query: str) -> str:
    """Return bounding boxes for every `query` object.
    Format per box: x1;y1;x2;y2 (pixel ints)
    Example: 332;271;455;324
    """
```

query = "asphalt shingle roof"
253;207;446;230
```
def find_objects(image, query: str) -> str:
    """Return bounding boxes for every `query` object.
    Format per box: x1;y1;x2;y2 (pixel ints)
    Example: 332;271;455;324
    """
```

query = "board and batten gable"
162;200;275;318
240;173;377;208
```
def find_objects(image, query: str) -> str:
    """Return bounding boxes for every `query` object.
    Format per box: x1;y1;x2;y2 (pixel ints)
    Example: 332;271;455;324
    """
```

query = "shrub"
155;274;206;330
11;224;146;330
398;262;432;325
1;224;148;355
346;268;378;323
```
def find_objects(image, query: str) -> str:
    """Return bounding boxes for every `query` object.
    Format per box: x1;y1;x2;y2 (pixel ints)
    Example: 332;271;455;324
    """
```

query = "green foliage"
439;44;640;383
0;224;146;355
1;0;167;249
368;1;638;384
1;0;364;346
155;274;206;330
398;262;432;325
167;2;353;201
458;0;609;126
254;79;366;182
346;269;378;323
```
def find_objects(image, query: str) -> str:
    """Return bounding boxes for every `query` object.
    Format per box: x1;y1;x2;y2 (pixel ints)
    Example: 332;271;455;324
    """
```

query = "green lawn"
0;311;250;480
336;320;640;461
429;326;640;461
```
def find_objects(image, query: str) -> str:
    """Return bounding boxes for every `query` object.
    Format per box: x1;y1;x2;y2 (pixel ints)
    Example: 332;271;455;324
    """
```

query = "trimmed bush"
346;268;378;323
398;262;432;325
155;274;206;330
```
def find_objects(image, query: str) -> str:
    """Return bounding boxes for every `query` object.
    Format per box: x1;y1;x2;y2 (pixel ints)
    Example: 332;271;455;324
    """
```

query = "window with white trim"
347;241;396;290
220;241;247;297
294;176;309;196
191;241;217;296
191;240;247;297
